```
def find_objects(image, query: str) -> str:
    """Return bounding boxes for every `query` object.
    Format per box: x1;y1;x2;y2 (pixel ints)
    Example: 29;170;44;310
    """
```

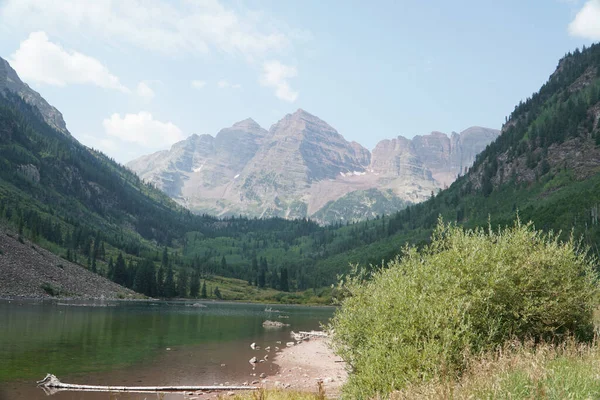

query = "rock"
259;373;266;378
264;355;268;360
250;342;256;350
251;380;259;384
265;346;270;351
286;342;295;347
249;357;257;364
166;348;171;351
220;364;226;367
262;320;289;328
17;164;40;183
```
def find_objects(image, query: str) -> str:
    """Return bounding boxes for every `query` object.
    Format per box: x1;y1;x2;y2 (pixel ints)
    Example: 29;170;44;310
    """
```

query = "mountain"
1;42;599;297
0;57;69;135
128;110;499;223
0;55;225;297
308;43;600;281
0;56;332;298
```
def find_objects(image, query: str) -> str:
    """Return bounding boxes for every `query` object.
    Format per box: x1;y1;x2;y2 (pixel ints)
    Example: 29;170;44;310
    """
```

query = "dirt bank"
0;228;137;299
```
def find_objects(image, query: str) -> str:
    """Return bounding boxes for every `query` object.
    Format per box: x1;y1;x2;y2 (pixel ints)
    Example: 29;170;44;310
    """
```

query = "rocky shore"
263;337;347;397
0;228;137;299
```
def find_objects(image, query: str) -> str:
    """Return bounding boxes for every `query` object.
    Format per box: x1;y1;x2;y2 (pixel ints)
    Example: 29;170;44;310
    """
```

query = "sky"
0;0;599;164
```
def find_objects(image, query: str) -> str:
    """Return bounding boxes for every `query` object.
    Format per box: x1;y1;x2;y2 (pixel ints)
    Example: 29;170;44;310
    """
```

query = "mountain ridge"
128;109;499;223
0;57;70;136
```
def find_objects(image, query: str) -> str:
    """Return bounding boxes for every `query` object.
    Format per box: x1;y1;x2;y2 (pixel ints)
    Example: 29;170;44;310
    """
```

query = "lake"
0;299;335;399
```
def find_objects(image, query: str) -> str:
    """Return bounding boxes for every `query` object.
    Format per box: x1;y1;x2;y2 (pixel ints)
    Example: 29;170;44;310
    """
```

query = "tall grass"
329;218;599;399
391;338;600;400
218;385;326;400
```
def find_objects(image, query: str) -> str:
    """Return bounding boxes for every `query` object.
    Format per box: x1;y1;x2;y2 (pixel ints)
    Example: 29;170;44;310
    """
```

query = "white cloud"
9;31;129;92
217;79;242;89
569;0;600;40
81;134;119;154
0;0;290;60
103;111;184;149
260;60;298;102
136;81;155;101
191;80;207;89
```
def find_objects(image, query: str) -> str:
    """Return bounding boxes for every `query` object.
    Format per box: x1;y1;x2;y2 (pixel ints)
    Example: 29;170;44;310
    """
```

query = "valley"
1;3;600;399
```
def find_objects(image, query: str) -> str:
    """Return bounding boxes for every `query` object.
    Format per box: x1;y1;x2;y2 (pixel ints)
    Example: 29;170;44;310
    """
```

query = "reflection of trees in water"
0;301;333;384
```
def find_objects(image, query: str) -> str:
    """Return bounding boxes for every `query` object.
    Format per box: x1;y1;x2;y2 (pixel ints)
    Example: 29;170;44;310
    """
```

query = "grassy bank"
392;338;600;399
201;275;333;304
329;219;599;398
219;387;326;400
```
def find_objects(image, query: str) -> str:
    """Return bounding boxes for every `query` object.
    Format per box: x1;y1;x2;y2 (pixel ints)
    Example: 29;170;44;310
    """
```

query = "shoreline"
0;296;338;308
262;337;347;398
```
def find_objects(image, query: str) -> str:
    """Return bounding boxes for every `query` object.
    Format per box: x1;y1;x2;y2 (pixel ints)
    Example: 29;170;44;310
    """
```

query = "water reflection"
0;300;333;400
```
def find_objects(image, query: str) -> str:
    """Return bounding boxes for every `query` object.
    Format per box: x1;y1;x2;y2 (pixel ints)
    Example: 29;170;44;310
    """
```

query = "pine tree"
176;269;189;297
280;267;289;292
214;286;222;299
258;257;267;288
190;268;200;298
133;258;157;297
107;257;114;280
113;253;127;286
165;264;176;298
156;266;165;297
201;280;207;298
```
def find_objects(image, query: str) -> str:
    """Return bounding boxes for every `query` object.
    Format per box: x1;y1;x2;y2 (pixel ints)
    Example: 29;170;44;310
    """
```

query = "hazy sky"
0;0;599;163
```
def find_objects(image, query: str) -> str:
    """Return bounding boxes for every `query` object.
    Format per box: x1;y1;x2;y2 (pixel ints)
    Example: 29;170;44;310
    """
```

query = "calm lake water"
0;299;335;399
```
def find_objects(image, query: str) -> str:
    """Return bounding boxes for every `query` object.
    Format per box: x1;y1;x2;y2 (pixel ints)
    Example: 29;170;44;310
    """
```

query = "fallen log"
37;374;257;395
298;330;328;337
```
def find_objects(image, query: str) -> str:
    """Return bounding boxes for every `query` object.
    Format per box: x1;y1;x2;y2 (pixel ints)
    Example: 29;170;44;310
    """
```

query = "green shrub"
330;218;599;399
40;282;61;296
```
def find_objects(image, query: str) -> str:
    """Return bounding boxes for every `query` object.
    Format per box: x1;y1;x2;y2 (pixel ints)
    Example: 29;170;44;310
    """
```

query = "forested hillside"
311;43;600;279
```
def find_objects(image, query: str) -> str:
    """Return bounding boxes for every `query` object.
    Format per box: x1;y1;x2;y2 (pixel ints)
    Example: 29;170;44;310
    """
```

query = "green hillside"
309;43;600;278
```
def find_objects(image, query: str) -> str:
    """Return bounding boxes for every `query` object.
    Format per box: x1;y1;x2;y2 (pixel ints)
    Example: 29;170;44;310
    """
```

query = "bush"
40;282;61;296
329;219;599;399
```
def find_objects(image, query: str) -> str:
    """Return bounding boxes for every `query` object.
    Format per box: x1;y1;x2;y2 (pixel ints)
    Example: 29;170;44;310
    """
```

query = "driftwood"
299;330;328;338
37;374;257;396
291;330;328;341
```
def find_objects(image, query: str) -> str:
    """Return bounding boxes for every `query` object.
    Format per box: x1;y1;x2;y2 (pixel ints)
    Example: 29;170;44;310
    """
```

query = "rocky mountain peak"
128;109;498;223
232;117;263;132
0;56;70;136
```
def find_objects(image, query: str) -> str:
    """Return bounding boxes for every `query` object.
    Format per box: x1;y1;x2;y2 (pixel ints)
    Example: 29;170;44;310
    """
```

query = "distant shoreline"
0;296;338;308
